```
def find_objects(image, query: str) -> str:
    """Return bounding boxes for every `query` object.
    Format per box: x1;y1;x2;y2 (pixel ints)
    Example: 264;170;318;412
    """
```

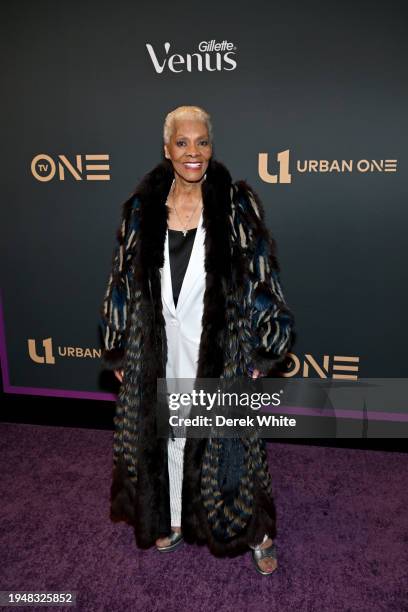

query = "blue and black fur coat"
100;157;295;556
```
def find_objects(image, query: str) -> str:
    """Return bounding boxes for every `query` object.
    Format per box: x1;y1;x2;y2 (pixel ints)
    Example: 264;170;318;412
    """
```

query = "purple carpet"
0;423;407;612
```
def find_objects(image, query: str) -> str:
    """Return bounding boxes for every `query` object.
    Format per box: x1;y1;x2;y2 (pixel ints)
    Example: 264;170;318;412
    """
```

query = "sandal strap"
167;531;183;544
252;542;277;562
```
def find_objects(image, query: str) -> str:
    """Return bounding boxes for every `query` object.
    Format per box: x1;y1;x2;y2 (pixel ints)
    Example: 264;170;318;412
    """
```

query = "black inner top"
168;228;197;308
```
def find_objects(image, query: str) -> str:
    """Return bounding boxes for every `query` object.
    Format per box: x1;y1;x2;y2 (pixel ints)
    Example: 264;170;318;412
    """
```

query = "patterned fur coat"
99;157;295;556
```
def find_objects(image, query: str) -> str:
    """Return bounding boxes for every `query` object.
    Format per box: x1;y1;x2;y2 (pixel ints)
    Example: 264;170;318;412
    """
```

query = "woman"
99;105;295;575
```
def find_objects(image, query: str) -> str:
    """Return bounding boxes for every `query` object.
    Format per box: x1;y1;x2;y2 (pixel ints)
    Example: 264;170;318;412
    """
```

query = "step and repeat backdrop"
1;1;406;409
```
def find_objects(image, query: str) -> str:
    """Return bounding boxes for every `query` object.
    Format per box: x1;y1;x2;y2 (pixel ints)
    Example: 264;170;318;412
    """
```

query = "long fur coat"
99;157;295;556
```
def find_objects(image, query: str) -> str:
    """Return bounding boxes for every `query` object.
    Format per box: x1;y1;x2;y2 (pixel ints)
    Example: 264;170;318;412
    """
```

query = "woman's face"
164;118;212;183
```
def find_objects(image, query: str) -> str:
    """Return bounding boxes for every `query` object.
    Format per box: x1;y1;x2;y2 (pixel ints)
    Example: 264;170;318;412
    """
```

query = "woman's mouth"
183;162;202;170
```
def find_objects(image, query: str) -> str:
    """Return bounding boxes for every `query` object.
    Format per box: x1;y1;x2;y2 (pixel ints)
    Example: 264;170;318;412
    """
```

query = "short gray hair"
163;105;213;144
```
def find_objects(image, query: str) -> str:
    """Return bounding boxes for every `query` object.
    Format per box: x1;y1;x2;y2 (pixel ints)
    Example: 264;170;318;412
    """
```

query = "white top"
160;208;206;384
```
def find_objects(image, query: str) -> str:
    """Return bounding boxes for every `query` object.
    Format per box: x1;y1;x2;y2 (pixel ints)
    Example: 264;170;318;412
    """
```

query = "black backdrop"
1;0;407;437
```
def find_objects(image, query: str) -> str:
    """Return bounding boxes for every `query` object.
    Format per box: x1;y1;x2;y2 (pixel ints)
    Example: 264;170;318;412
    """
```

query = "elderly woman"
99;105;295;575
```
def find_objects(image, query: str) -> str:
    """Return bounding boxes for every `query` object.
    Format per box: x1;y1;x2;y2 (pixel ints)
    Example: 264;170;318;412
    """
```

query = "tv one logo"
146;40;237;73
28;338;359;379
259;150;398;184
31;154;111;182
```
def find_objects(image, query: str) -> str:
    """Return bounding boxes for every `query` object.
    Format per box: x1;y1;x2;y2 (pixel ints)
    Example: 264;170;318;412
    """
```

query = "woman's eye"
176;141;186;146
200;140;208;146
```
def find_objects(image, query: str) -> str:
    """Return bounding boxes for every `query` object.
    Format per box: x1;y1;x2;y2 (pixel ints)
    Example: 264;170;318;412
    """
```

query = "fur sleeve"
99;194;140;370
233;180;296;375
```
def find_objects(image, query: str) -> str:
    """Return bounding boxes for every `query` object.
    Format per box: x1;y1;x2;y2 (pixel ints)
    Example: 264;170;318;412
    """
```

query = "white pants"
167;435;186;526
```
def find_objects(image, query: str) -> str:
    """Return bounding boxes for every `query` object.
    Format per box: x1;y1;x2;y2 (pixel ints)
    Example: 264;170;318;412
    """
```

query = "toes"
259;558;277;573
156;537;170;547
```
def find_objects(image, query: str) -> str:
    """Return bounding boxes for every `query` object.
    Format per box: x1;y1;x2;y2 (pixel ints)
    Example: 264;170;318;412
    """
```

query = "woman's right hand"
114;369;124;383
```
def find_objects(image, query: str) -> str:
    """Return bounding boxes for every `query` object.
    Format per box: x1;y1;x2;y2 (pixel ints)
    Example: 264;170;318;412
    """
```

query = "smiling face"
164;118;212;183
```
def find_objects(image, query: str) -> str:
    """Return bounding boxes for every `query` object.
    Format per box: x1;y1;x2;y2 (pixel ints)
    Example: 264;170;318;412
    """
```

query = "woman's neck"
172;175;204;202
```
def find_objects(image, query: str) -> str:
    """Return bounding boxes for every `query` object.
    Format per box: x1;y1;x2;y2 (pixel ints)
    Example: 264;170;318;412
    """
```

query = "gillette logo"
146;40;238;73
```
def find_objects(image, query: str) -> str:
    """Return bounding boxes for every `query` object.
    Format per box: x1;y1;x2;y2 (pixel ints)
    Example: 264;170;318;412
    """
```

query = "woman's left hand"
251;368;263;379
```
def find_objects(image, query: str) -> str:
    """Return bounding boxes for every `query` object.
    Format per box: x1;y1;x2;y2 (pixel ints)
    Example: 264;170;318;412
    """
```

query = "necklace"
166;178;203;237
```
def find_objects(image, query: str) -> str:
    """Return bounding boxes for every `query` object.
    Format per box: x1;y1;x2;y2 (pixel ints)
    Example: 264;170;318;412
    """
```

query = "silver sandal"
156;531;184;553
251;542;278;575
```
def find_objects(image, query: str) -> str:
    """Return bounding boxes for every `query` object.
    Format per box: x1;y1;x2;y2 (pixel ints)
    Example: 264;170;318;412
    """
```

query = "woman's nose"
186;143;199;156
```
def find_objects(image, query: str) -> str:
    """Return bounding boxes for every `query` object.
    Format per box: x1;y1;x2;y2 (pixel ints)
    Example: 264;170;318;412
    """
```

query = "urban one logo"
28;338;101;363
258;150;398;184
145;40;237;73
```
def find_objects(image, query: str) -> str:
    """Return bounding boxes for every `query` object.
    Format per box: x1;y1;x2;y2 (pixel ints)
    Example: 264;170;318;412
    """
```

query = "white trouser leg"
167;436;186;527
166;385;192;528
